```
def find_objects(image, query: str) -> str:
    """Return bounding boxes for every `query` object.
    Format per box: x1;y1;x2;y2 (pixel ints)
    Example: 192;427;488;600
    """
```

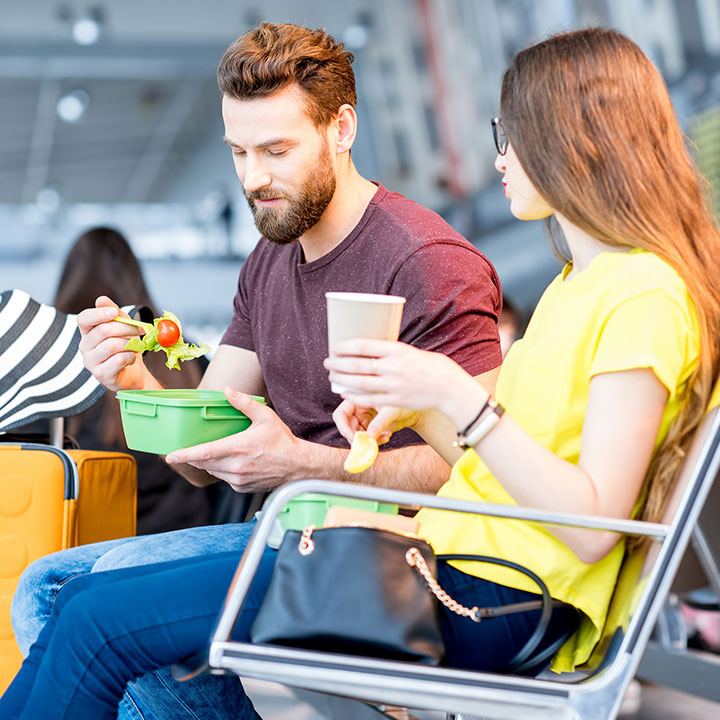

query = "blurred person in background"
498;294;522;358
54;226;214;534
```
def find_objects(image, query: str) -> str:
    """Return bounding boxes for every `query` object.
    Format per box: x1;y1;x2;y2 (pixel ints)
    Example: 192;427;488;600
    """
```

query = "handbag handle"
407;549;484;621
411;550;564;673
407;549;549;622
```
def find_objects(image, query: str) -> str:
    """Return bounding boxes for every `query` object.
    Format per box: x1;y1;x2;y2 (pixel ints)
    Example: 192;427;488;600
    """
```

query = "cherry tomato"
157;319;180;347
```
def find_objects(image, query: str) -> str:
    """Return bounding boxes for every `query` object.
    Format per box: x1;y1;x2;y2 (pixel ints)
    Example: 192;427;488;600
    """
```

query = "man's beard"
244;145;337;245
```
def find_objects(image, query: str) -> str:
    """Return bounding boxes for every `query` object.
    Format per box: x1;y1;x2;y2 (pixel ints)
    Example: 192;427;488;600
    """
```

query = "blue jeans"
11;524;581;719
435;562;579;673
11;523;256;720
1;549;276;720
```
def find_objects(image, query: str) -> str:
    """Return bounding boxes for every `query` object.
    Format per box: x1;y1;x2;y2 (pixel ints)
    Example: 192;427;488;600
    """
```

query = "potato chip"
343;431;379;473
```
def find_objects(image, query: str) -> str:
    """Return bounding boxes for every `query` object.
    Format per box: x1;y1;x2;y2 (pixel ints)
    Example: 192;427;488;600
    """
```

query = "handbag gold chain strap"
298;526;316;555
406;548;481;622
297;527;482;622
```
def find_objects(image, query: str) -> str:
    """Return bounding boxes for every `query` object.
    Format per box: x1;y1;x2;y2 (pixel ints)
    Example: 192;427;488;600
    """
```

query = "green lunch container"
277;493;398;531
116;389;266;455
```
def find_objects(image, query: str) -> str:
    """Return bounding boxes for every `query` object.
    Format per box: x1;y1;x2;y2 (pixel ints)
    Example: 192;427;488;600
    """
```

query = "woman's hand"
324;339;488;431
332;399;421;445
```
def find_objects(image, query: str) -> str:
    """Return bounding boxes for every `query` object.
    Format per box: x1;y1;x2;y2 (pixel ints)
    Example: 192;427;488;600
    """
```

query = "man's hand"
165;387;305;493
77;296;159;392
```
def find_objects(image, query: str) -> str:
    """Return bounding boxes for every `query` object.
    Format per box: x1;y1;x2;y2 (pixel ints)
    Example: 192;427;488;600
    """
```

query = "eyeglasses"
491;117;508;156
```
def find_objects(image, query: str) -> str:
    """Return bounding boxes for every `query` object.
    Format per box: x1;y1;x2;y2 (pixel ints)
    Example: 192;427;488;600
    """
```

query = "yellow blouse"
417;249;700;671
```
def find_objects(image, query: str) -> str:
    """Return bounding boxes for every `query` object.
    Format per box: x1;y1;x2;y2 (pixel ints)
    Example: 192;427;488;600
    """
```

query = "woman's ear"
333;104;357;155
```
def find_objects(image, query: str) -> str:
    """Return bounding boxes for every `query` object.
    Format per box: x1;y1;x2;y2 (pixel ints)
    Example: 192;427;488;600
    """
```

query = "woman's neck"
555;212;627;279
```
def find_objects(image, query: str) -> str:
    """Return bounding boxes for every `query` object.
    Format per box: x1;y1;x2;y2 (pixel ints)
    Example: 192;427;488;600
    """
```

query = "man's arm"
198;344;267;396
170;346;458;494
295;440;451;493
170;369;500;494
167;397;453;494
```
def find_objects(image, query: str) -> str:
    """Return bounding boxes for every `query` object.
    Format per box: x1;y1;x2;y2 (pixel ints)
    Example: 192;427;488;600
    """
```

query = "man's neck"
298;164;378;263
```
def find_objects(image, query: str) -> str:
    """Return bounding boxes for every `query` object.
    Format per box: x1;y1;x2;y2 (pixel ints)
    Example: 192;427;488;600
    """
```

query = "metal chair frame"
185;403;720;720
636;468;720;702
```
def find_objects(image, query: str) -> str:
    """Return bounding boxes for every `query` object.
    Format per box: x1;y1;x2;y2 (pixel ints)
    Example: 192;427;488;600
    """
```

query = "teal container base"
277;492;398;531
117;389;265;455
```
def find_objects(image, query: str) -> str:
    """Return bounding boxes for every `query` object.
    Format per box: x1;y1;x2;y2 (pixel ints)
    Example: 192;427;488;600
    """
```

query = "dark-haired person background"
10;22;502;720
497;294;522;358
53;226;214;534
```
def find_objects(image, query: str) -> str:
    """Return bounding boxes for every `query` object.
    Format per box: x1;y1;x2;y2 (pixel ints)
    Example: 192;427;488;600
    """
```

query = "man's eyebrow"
222;136;298;149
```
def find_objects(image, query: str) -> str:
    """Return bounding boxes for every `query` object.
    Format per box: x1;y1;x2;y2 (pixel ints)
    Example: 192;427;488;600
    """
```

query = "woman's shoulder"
590;251;699;357
609;247;680;279
601;249;690;305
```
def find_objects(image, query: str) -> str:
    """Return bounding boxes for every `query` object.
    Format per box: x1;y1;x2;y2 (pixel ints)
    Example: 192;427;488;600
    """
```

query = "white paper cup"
326;292;406;394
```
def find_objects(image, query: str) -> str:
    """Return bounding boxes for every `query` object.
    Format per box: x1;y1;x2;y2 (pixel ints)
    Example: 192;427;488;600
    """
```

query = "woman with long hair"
1;28;718;719
327;26;720;671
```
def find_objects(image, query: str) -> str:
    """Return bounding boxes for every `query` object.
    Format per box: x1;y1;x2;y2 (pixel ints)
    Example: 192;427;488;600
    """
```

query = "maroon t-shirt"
221;184;501;448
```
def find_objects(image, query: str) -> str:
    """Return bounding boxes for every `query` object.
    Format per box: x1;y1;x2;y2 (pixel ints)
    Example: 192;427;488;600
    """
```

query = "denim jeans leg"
11;536;135;656
90;522;258;720
118;691;149;720
127;667;258;720
91;522;256;572
12;549;269;720
13;522;257;719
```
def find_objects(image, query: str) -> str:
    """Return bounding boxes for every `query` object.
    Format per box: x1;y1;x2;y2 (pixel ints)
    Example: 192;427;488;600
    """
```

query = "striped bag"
0;288;105;432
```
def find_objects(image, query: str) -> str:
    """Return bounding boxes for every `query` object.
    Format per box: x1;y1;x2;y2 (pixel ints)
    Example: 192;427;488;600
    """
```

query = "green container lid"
277;493;398;531
117;389;266;455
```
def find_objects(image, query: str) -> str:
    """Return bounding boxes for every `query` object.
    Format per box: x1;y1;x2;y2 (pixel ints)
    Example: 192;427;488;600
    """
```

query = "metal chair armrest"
208;478;667;651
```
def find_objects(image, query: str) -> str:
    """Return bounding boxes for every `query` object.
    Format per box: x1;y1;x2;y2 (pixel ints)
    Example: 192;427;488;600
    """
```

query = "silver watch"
454;397;505;450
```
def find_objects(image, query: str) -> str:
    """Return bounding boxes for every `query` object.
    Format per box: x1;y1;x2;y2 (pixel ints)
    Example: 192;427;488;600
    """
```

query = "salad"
115;310;210;370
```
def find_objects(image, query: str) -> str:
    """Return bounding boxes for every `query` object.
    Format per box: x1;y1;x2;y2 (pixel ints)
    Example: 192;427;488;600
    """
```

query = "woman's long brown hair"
500;29;720;537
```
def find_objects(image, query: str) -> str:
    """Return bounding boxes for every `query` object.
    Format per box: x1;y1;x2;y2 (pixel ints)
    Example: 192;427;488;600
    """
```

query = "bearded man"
12;22;502;719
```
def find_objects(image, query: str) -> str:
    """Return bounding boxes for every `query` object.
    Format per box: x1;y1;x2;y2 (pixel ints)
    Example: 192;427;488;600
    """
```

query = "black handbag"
249;525;565;672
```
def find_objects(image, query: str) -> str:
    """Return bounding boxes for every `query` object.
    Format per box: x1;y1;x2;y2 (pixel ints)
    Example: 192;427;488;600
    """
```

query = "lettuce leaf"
123;310;210;370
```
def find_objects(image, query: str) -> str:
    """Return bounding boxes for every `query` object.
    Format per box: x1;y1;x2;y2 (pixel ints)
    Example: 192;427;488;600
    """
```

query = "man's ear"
333;104;357;155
